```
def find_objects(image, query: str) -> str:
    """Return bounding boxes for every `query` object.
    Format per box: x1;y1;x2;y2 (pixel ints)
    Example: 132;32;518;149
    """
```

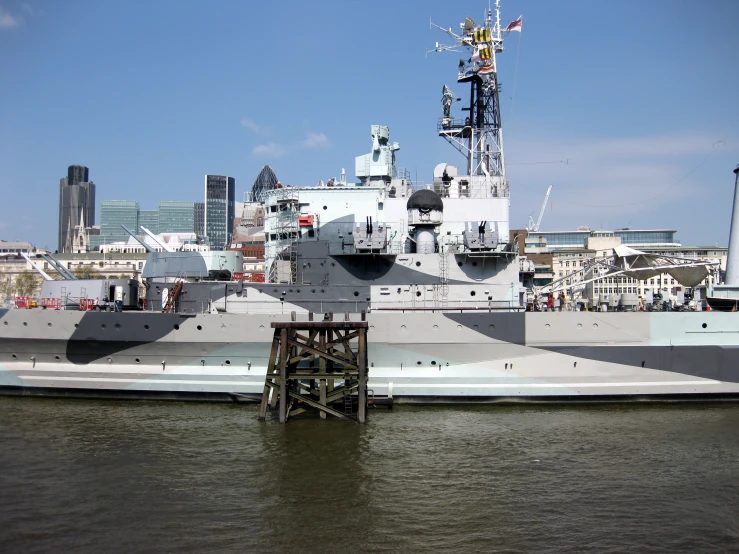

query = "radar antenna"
430;0;522;188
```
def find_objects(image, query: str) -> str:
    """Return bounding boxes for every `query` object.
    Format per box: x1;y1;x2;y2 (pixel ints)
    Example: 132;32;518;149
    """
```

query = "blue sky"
1;0;737;250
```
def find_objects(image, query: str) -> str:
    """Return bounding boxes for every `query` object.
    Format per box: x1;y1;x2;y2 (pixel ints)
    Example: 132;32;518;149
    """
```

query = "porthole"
312;289;316;293
197;325;202;330
417;361;422;365
470;291;476;296
323;205;327;210
225;360;231;366
259;325;265;331
23;322;27;327
369;325;375;331
545;323;551;328
592;323;598;329
101;324;106;329
74;323;79;328
173;324;180;330
320;289;325;293
353;291;359;297
401;325;407;331
431;360;437;366
577;323;583;329
472;262;478;267
457;325;462;330
144;324;149;330
433;325;439;330
3;321;7;326
702;323;707;329
416;291;422;297
473;325;479;330
115;323;121;329
12;354;17;359
107;357;112;363
416;261;421;267
135;358;141;364
47;322;52;327
458;262;463;266
489;324;495;329
54;355;60;360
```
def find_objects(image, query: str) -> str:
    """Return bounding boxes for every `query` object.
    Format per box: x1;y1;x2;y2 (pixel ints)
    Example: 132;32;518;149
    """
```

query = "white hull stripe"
18;376;722;387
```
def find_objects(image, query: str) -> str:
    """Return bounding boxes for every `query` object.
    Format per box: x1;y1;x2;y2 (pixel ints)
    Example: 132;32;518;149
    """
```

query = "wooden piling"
259;319;369;423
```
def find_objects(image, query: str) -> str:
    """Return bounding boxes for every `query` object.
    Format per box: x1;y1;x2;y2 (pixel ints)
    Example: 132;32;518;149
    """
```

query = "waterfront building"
204;175;235;250
158;201;195;234
98;232;207;254
0;240;34;255
58;165;96;253
526;227;679;251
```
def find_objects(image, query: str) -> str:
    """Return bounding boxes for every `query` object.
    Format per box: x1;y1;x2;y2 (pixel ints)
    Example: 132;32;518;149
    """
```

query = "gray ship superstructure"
2;3;739;403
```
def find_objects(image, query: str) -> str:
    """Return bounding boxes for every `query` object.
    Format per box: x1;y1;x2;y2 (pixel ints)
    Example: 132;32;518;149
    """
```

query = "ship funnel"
724;165;739;285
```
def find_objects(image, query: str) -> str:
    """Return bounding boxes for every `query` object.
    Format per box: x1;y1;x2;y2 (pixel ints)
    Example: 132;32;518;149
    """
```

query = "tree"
0;274;11;299
15;270;41;297
72;265;102;279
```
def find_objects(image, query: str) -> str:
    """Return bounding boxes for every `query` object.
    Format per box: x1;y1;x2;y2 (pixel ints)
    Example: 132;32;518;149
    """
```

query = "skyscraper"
204;175;235;250
58;165;96;253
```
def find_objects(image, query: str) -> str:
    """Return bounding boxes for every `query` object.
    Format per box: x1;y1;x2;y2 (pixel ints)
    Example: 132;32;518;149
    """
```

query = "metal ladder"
439;247;449;309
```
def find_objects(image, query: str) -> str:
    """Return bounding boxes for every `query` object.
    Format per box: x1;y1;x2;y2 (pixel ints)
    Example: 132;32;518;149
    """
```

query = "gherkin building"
251;165;278;203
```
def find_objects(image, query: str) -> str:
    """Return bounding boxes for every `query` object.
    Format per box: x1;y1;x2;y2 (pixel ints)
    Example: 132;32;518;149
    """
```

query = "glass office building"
194;202;205;239
97;200;139;246
138;210;159;235
204;175;235;250
159;201;195;234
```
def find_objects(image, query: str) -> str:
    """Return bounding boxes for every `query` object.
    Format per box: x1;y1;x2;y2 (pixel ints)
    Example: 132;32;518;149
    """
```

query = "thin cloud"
240;118;268;135
252;142;286;158
300;132;330;149
252;132;330;159
506;131;733;219
20;3;39;16
0;8;21;28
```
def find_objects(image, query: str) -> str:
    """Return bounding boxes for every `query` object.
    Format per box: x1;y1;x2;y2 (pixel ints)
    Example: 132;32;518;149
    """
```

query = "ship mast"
431;0;519;192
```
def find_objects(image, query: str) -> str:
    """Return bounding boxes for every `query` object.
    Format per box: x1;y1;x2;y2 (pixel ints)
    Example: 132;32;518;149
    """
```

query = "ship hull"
1;308;739;402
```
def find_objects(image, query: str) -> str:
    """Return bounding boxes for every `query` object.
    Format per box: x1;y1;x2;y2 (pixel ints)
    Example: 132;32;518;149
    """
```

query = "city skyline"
1;0;738;250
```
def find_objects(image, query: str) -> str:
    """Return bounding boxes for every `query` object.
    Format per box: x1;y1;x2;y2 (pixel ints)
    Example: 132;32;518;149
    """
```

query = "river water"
1;398;738;553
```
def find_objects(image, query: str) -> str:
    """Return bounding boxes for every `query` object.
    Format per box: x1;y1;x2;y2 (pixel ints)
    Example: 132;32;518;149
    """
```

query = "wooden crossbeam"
286;338;358;369
287;390;356;423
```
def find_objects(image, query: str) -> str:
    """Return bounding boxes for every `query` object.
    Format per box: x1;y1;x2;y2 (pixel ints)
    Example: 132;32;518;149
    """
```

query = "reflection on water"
1;398;738;553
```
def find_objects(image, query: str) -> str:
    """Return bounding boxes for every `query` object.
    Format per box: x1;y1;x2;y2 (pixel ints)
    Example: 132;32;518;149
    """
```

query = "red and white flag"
503;16;522;32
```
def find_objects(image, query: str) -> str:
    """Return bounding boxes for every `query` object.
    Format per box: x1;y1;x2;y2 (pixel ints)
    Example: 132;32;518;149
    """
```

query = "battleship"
2;3;739;404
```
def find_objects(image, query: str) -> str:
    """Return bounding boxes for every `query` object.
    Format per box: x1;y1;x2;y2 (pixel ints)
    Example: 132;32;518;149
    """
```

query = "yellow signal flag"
473;28;491;44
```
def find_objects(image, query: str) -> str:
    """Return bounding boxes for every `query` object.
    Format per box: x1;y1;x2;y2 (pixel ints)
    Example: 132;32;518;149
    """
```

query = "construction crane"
527;185;552;232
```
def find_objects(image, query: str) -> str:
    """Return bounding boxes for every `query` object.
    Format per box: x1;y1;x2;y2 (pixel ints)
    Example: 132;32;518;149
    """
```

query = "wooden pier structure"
258;315;369;423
